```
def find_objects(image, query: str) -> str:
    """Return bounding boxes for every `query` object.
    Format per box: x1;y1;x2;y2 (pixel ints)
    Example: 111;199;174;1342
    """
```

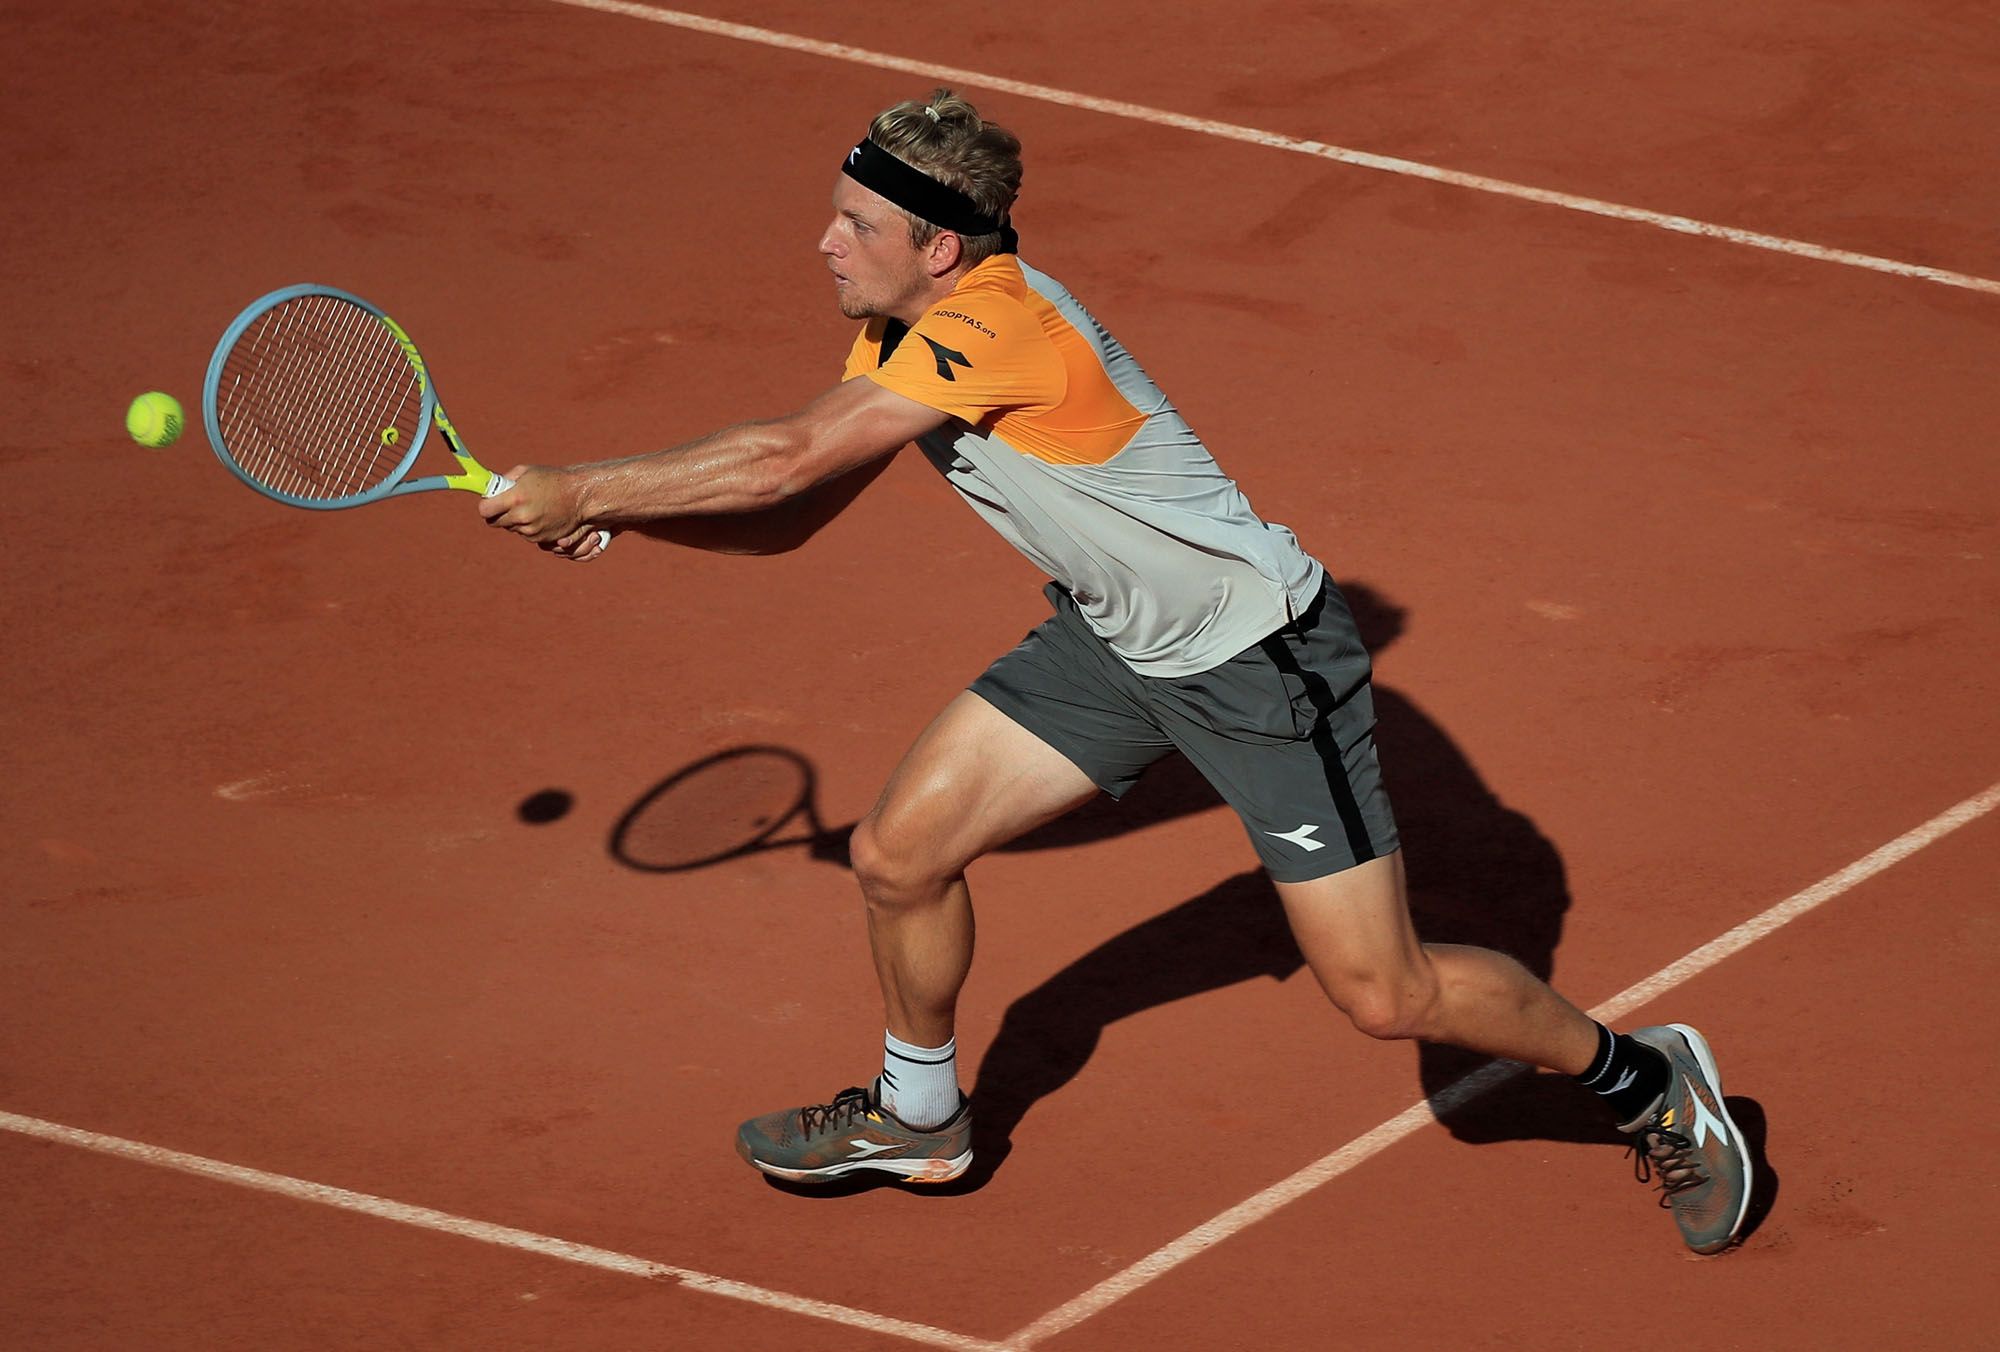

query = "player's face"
820;177;929;321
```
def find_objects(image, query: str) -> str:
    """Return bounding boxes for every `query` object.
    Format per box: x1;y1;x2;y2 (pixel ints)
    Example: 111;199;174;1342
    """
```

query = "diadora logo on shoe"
1266;824;1326;852
847;1139;906;1159
1682;1076;1729;1148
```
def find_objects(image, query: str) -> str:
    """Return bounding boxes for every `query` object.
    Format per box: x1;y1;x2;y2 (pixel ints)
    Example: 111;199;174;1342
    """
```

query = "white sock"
878;1031;959;1129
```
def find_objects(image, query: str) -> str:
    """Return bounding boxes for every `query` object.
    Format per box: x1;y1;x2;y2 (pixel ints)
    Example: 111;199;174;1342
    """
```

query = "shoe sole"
1665;1022;1755;1253
749;1150;972;1185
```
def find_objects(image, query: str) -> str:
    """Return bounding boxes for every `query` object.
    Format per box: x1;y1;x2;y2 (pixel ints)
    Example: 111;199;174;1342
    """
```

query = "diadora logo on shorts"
847;1139;906;1159
1266;824;1326;852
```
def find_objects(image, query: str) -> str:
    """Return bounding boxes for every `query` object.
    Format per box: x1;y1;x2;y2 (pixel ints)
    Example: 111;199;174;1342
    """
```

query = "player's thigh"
858;690;1105;877
1143;581;1399;883
1273;852;1432;1017
860;589;1179;877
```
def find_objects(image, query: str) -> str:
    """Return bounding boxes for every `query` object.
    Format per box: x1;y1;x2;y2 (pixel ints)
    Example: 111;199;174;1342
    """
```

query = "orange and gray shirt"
843;254;1324;678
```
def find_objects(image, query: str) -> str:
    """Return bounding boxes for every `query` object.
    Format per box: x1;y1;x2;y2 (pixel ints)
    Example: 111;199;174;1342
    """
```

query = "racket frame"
202;282;501;509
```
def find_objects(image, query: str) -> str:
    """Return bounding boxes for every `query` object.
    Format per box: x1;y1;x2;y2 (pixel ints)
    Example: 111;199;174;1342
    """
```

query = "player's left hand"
549;525;613;562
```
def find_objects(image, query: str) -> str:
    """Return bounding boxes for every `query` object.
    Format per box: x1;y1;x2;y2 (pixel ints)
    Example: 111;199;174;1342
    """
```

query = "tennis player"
482;91;1754;1254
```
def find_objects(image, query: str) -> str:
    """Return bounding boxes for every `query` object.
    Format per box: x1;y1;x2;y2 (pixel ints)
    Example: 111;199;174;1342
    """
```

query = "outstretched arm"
626;452;900;557
478;377;948;551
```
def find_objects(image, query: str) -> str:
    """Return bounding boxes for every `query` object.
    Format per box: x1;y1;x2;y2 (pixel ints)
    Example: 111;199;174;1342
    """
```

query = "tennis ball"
126;391;185;448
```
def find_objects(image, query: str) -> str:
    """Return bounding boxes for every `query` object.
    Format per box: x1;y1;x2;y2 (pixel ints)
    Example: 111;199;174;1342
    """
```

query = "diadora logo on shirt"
1265;824;1326;852
919;335;972;381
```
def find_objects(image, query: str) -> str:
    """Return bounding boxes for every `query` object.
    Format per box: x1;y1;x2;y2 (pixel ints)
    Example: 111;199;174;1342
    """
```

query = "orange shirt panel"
853;258;1145;466
841;319;888;382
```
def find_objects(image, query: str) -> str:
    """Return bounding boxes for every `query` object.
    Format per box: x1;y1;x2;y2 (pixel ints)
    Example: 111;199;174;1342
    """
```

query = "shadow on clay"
595;581;1751;1202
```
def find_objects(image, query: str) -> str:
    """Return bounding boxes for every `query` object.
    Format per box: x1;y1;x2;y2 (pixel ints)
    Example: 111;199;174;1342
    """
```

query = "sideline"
544;0;2000;298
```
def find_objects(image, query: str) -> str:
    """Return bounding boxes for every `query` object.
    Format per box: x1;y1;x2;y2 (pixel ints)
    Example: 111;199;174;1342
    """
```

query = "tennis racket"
202;283;609;552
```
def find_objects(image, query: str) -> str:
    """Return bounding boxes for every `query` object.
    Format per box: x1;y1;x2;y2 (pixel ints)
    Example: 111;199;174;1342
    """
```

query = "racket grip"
486;473;612;554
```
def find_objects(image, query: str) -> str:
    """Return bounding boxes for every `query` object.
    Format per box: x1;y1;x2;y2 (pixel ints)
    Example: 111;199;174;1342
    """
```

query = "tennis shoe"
1619;1024;1753;1254
735;1083;971;1185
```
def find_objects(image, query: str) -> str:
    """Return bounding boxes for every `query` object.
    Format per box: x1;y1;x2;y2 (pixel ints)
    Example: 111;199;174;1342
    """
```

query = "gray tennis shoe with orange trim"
736;1084;971;1184
1620;1024;1753;1254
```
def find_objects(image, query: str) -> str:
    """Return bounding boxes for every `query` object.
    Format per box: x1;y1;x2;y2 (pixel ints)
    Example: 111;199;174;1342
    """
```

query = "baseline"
543;0;2000;298
0;1110;1005;1352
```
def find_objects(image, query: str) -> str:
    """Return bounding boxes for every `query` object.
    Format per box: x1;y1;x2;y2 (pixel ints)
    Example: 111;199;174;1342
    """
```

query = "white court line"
544;0;2000;297
5;784;1994;1349
1004;780;2000;1347
0;1111;1006;1352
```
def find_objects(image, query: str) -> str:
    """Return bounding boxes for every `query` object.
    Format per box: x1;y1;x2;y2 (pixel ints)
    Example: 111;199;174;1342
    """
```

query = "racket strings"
223;298;412;498
213;294;427;501
286;296;419;494
283;297;420;496
306;300;412;493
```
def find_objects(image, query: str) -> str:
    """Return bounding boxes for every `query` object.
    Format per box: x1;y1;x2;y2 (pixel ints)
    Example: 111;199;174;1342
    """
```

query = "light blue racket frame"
202;282;496;510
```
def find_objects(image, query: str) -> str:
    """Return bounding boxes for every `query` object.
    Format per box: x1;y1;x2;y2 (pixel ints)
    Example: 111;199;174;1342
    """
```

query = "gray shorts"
971;580;1399;882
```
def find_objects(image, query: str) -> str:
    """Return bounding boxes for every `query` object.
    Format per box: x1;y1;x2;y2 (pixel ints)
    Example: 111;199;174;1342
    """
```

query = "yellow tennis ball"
126;391;185;448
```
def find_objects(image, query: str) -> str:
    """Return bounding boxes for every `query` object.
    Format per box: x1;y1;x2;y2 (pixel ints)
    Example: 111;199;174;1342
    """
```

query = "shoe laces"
1629;1124;1706;1204
798;1086;874;1138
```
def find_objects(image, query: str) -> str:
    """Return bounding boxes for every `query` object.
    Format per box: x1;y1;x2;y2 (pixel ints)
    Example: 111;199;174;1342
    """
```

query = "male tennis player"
483;91;1754;1254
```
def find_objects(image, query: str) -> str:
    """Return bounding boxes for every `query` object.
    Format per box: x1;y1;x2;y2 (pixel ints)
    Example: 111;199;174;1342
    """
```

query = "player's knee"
1331;979;1439;1043
848;811;954;909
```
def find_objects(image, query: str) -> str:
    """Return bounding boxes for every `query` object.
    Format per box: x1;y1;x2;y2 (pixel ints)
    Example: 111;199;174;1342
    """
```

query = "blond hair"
867;89;1022;266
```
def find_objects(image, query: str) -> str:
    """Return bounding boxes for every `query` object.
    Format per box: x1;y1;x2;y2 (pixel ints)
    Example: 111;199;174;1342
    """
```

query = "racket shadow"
609;745;853;874
608;743;1231;877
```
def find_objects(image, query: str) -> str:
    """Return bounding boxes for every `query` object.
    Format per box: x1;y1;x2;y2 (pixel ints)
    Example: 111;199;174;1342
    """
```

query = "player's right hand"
479;464;585;544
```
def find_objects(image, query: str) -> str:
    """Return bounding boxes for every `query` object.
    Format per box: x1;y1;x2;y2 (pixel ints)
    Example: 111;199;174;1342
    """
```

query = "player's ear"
926;230;963;277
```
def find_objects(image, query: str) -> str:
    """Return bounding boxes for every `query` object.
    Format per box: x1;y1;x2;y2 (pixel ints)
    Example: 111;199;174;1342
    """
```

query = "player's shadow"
956;581;1643;1191
610;583;1772;1216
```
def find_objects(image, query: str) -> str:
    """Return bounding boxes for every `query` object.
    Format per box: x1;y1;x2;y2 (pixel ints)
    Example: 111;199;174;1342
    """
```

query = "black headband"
842;138;1018;252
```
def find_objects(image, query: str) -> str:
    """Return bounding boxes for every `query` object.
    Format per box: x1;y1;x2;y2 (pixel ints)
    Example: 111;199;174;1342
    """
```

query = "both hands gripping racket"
202;283;608;551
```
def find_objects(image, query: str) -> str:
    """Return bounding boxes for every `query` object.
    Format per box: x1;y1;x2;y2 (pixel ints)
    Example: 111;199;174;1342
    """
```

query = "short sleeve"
864;292;1065;424
842;317;889;381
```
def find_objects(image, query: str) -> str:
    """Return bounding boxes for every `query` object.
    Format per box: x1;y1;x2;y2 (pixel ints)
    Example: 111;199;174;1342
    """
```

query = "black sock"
1573;1023;1670;1125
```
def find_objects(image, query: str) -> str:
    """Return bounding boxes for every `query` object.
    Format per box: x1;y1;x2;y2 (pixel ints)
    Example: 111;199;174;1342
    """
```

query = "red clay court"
4;2;1996;1347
